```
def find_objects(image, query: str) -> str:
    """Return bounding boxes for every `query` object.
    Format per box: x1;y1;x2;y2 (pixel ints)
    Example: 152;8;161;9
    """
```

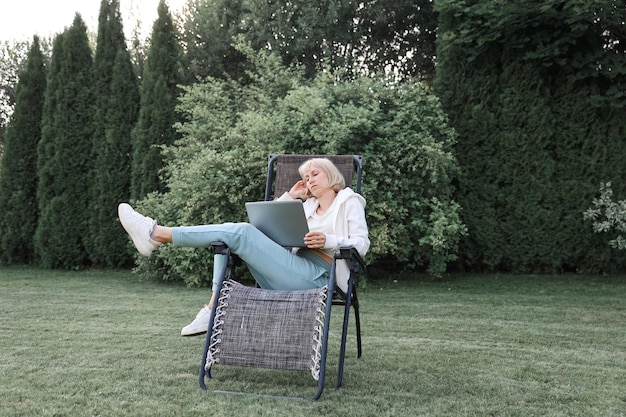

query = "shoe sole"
181;330;208;337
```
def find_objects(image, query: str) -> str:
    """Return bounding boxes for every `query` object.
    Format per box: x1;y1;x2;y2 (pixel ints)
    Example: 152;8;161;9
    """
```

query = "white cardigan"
278;188;370;292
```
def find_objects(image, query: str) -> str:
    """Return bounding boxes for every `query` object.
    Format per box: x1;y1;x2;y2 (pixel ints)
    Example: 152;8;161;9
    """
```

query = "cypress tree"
91;49;139;267
37;34;64;225
35;15;95;269
88;0;139;266
131;0;182;200
0;36;46;264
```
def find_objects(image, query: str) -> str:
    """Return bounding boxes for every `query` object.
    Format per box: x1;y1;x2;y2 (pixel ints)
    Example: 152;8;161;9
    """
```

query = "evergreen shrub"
435;0;626;273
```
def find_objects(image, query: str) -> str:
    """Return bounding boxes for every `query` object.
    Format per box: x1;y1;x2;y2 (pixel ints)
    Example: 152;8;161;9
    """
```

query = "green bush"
134;49;464;286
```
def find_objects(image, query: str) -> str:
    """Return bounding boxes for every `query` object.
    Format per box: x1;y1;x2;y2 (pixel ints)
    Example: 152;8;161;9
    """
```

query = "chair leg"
198;305;216;391
336;281;353;389
353;287;362;358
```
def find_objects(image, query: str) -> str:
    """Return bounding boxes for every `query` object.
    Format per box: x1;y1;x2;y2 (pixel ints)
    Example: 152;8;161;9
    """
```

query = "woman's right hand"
289;180;310;200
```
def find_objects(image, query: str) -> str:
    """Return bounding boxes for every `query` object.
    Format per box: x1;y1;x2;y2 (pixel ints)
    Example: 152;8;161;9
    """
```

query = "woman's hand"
288;180;311;200
304;231;326;249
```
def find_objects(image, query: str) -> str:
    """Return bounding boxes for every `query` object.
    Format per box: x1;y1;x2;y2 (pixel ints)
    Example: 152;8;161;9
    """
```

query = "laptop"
245;200;310;247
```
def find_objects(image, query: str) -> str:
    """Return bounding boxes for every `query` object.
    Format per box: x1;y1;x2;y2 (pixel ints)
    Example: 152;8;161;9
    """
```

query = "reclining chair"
198;154;366;400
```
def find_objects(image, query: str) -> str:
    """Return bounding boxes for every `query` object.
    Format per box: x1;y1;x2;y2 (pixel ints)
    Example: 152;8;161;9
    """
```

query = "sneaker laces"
133;213;160;247
131;210;157;235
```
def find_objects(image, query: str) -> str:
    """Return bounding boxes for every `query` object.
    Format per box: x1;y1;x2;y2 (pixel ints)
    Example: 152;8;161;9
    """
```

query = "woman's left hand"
304;232;326;249
288;180;311;200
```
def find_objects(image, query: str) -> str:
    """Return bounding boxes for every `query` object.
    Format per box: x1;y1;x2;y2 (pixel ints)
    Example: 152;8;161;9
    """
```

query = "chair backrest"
264;154;363;201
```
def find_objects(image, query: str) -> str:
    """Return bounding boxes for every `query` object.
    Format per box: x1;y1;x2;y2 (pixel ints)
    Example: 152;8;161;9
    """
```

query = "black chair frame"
198;154;366;400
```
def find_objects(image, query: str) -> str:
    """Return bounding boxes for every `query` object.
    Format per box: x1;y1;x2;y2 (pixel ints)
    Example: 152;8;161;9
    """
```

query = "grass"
1;267;625;417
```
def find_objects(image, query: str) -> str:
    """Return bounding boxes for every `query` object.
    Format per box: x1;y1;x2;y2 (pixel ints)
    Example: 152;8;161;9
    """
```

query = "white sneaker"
181;305;212;336
118;203;161;257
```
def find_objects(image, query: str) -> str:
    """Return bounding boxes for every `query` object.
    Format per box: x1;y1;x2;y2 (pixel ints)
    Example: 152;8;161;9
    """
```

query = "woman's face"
303;164;330;197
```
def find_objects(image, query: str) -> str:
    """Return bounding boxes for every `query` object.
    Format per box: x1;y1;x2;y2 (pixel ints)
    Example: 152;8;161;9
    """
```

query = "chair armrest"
334;246;367;274
210;241;229;255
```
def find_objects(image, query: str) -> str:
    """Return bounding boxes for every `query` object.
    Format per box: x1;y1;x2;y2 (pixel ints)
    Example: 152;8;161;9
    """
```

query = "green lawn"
1;267;625;416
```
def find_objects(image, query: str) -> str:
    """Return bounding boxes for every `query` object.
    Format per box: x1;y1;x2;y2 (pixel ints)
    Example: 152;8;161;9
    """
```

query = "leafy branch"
584;182;626;250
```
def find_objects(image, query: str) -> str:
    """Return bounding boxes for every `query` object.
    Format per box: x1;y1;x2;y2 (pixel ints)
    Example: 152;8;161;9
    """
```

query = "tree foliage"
179;0;250;82
0;41;28;116
0;37;47;264
0;40;30;159
181;0;437;82
344;0;438;82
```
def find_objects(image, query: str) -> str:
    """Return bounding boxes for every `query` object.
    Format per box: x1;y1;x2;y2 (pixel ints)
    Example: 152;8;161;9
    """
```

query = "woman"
118;158;369;336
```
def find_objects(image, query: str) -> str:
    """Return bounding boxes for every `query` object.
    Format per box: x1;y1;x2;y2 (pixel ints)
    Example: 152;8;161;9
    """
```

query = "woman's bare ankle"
152;225;173;243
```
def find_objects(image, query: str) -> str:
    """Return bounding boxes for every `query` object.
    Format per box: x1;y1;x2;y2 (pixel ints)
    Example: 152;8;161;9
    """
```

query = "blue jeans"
171;222;330;292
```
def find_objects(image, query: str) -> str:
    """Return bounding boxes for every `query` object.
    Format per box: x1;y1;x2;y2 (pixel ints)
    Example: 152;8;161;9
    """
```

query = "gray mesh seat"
205;280;328;378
